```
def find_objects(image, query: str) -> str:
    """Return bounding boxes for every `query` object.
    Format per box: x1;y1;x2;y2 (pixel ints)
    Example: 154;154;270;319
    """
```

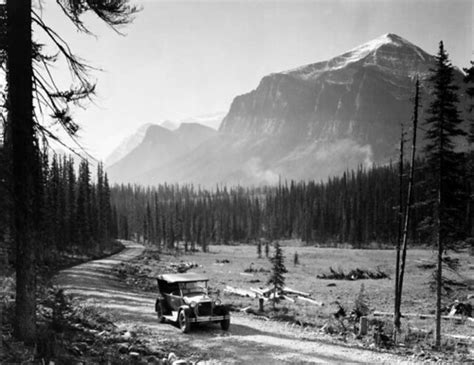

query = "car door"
166;289;184;310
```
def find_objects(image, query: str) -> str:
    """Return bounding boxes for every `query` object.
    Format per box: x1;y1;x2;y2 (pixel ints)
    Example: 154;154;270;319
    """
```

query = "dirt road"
55;241;411;364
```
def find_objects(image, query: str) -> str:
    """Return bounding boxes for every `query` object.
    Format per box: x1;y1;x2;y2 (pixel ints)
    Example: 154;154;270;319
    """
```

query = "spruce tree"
463;61;474;239
421;41;466;348
464;61;474;143
76;160;92;247
267;242;287;308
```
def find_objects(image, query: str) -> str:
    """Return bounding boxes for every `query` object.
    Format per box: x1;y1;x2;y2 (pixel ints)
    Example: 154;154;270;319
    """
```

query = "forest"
0;144;116;262
109;155;473;250
1;146;472;257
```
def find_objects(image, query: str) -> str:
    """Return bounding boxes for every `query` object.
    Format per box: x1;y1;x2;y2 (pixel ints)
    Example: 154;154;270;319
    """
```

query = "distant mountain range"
104;112;225;168
107;34;468;186
107;123;217;183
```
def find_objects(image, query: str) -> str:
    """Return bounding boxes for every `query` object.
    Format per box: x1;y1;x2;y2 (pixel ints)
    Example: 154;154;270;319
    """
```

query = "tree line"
0;143;117;261
109;156;472;251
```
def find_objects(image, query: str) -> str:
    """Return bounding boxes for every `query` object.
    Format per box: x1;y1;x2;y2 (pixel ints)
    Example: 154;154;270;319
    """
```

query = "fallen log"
224;285;256;298
443;334;474;342
296;296;323;306
373;311;474;323
239;272;254;277
250;287;265;296
407;327;473;343
283;286;310;297
260;287;274;296
249;288;270;302
281;295;295;303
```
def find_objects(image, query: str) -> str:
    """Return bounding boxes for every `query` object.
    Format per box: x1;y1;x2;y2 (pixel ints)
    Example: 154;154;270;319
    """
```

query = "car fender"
155;297;164;312
214;304;230;316
178;305;193;317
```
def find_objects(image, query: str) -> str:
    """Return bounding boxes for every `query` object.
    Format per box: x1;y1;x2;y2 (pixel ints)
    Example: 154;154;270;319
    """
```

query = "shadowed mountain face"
109;34;467;186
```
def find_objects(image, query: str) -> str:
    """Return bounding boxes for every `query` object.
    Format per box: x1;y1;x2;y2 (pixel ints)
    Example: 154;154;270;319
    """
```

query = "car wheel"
178;310;191;333
221;318;230;331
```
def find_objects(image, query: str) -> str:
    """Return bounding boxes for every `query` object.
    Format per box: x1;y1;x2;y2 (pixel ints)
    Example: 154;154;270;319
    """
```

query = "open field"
136;242;473;341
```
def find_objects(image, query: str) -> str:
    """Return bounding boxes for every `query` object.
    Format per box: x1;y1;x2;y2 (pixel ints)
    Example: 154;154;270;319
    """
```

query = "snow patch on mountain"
283;33;429;81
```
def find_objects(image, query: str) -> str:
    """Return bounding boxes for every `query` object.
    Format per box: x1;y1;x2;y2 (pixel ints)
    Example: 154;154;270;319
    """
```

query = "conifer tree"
463;61;474;239
421;41;466;348
464;61;474;143
267;242;287;308
5;0;137;342
76;160;92;247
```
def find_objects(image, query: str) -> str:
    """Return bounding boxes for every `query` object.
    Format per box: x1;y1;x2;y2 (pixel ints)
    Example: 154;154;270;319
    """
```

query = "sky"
37;0;473;160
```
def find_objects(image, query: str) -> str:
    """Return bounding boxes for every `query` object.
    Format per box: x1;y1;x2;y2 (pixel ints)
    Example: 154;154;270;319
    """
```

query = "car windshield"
180;281;207;295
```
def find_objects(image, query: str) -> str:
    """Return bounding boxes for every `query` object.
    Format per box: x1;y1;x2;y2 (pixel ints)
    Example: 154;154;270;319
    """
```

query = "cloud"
244;157;279;185
312;139;373;168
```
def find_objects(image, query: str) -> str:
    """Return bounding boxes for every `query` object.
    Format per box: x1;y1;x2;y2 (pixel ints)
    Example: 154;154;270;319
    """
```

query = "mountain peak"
353;33;416;52
283;33;431;81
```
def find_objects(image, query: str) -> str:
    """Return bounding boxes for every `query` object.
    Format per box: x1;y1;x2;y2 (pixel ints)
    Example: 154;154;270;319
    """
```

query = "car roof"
158;273;209;283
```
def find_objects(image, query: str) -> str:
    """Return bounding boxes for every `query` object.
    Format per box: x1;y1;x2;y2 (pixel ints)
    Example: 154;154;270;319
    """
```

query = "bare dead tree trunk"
394;124;404;331
435;193;442;348
395;78;420;332
435;93;444;350
7;0;36;343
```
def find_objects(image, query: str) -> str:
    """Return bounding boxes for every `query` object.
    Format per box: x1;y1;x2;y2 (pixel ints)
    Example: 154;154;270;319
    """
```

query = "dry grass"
146;241;473;339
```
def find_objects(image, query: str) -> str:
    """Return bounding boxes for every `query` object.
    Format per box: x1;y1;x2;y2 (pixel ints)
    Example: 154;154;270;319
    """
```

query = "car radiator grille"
197;302;212;316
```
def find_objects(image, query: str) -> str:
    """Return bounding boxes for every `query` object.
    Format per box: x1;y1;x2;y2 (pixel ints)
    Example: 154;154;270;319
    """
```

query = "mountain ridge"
107;122;216;183
109;34;468;186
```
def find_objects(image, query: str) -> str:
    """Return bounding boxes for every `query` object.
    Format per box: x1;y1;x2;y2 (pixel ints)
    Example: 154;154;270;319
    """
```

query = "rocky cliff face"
111;34;468;186
219;34;443;164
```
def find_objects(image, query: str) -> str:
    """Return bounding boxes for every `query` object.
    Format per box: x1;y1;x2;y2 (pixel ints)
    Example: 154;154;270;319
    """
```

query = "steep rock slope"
219;34;437;161
127;34;468;186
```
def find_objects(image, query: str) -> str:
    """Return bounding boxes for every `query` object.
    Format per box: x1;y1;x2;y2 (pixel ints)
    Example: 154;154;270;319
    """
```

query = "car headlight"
190;301;197;308
214;299;221;306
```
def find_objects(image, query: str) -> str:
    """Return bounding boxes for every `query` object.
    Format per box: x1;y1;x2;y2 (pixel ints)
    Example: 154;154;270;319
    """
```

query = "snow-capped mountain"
282;33;431;80
219;33;436;141
110;34;468;186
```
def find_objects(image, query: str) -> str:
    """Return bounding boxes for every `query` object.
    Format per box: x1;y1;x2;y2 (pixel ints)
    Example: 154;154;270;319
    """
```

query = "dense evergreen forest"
0;143;116;261
110;155;473;250
1;143;471;254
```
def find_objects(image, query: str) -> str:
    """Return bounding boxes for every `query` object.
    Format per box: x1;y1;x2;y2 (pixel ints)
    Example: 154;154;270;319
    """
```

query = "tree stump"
359;316;368;336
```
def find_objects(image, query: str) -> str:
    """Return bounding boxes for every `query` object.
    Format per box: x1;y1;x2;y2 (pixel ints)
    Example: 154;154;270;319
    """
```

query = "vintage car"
155;273;230;333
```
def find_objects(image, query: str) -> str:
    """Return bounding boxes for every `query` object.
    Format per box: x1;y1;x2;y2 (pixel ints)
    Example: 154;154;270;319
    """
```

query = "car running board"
163;311;179;322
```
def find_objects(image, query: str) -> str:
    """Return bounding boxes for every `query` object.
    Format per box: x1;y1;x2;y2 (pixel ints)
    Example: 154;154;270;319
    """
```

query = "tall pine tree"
267;241;287;308
421;41;466;348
